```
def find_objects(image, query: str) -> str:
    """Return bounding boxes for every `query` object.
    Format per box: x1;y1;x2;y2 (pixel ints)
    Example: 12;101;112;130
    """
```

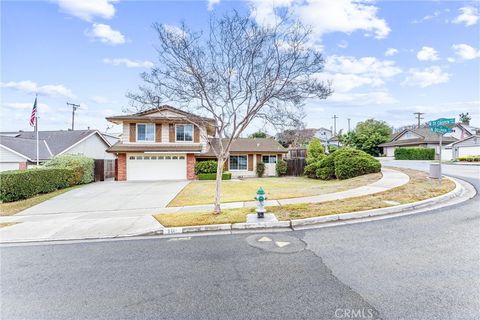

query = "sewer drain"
246;234;305;253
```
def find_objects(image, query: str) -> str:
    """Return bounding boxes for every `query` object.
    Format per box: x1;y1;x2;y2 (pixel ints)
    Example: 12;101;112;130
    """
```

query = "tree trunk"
213;157;225;214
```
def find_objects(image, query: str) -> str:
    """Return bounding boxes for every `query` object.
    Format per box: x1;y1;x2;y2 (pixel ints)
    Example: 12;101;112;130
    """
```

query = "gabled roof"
0;135;52;161
106;105;215;124
449;134;480;146
200;138;287;157
379;128;457;147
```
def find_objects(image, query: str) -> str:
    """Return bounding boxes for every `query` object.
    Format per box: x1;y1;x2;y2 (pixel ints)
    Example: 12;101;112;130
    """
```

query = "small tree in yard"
249;131;267;139
346;119;391;156
459;112;471;125
306;138;325;164
128;12;331;214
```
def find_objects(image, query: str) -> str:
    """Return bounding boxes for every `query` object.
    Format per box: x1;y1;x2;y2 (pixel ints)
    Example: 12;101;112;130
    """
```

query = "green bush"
334;149;381;180
306;138;325;164
394;148;435;160
197;172;232;180
256;162;265;177
0;168;77;202
304;161;321;178
457;155;480;162
195;160;218;174
276;159;287;176
44;155;94;184
327;145;339;153
315;154;336;180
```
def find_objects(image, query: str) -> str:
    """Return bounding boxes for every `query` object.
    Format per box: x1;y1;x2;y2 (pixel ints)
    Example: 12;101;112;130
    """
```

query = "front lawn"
155;168;455;227
0;185;80;216
168;173;383;207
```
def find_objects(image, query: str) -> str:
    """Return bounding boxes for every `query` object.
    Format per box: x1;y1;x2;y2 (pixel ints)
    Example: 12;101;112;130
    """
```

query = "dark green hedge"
0;168;79;202
276;160;287;176
197;172;232;180
315;154;336;180
195;160;218;174
394;148;435;160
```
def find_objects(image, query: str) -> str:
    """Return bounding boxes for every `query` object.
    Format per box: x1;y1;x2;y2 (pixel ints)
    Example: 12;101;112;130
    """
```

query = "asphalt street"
1;162;479;320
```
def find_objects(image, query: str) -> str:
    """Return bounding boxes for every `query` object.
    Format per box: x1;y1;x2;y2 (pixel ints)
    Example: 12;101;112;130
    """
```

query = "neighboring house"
442;135;480;161
105;105;287;181
444;123;478;140
314;127;332;143
0;130;116;171
378;128;457;158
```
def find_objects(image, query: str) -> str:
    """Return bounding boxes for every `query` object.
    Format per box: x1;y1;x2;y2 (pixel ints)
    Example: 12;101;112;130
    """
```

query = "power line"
347;118;351;132
332;115;339;136
413;112;425;128
67;102;80;130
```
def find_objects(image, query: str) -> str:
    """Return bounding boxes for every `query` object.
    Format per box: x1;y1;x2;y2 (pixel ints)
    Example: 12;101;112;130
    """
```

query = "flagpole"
36;94;39;166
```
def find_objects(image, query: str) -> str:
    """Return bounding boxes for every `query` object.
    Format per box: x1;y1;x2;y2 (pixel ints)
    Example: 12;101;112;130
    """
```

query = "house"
314;128;333;143
442;135;480;161
105;105;288;181
444;123;478;140
378;128;457;158
0;130;116;171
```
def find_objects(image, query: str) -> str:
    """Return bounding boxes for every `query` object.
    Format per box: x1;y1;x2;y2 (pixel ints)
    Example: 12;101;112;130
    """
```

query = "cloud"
2;102;51;113
55;0;118;22
90;96;111;104
250;0;390;40
1;80;76;98
207;0;221;10
402;66;450;88
86;23;125;45
102;58;154;68
452;6;479;26
328;91;398;105
451;43;480;60
384;48;398;56
416;46;439;61
324;55;402;79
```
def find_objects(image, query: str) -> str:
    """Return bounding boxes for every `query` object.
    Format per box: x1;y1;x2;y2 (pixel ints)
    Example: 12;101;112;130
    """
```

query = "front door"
262;155;277;176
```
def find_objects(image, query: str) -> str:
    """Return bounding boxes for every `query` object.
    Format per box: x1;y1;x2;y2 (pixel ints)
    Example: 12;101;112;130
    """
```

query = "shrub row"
197;172;232;180
394;148;435;160
44;155;94;184
195;160;218;174
276;160;287;176
457;155;480;162
0;168;80;202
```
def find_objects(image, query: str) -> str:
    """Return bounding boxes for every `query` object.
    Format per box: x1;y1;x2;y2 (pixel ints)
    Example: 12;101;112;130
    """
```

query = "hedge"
457;155;480;162
256;162;265;177
315;154;336;180
195;160;218;174
276;160;287;176
394;148;435;160
44;155;94;184
197;172;232;180
0;168;79;202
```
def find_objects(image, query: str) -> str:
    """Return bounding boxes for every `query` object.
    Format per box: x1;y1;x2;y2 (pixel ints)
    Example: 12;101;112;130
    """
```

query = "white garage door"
127;154;187;181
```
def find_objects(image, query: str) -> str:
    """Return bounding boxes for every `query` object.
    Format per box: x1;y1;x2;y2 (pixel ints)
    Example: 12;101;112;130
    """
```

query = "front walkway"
0;168;408;243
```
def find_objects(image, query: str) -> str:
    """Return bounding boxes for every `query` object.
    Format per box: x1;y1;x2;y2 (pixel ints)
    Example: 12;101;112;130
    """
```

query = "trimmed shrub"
197;172;232;180
44;155;94;184
306;138;325;164
457;155;480;162
276;159;287;176
195;160;218;174
315;154;336;180
327;145;339;153
304;161;322;179
256;162;265;177
0;168;77;202
394;148;435;160
334;150;381;180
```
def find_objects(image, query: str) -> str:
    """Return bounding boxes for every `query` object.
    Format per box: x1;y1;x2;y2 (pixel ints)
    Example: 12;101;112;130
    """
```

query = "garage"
126;153;187;181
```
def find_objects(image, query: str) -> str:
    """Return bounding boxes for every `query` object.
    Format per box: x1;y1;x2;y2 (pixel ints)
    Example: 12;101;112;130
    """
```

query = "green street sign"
431;126;452;134
429;118;455;128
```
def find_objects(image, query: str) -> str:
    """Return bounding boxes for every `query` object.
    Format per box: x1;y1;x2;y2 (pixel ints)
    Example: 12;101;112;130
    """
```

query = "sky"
1;0;479;136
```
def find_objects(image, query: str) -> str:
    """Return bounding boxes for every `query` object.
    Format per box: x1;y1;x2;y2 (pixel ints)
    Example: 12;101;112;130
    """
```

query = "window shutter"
169;124;175;142
194;125;200;143
155;124;162;142
248;154;253;171
256;154;261;164
277;153;282;161
129;123;136;142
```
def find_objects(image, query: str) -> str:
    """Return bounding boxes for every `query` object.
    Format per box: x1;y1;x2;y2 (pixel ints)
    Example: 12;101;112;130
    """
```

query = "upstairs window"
137;123;155;142
176;124;193;142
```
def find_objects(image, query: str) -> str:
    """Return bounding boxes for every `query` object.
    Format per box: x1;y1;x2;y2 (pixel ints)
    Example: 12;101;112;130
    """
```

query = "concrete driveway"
17;180;189;217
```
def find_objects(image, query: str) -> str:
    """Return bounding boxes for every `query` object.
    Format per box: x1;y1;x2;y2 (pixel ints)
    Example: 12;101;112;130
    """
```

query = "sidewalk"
0;168;409;243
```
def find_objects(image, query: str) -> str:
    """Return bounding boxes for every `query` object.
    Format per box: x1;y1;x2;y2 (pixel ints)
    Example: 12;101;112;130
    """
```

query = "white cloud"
90;96;111;104
86;23;125;45
451;43;480;60
384;48;398;56
452;6;479;26
102;58;154;68
324;55;402;79
416;46;439;61
207;0;221;11
55;0;118;22
328;91;398;105
1;80;76;98
250;0;390;39
163;24;187;38
2;102;51;113
402;66;450;88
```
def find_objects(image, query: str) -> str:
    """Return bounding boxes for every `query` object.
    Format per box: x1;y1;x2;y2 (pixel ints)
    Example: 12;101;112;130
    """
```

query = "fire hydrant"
254;187;267;218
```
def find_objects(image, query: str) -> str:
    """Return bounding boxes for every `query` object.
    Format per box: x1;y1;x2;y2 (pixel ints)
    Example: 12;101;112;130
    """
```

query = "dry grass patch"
0;186;80;216
155;168;455;227
168;173;382;207
0;222;19;229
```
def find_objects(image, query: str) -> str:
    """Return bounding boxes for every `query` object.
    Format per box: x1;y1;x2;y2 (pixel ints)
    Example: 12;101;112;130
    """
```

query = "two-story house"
106;105;287;181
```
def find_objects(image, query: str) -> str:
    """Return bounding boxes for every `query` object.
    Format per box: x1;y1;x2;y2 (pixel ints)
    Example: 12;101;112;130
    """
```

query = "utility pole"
67;102;80;130
347;118;351;132
413;112;425;128
332;115;339;136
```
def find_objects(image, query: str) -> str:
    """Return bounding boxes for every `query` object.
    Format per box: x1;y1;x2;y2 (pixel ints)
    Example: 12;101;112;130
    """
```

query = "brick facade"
186;153;196;180
19;162;27;170
117;153;127;181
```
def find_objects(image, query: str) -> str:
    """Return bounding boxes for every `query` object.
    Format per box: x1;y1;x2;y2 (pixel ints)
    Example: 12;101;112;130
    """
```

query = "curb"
159;176;473;235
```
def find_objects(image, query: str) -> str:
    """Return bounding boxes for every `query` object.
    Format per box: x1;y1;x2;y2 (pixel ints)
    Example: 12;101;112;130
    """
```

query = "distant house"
378;128;457;158
314;128;333;143
442;135;480;161
0;130;117;171
444;123;478;141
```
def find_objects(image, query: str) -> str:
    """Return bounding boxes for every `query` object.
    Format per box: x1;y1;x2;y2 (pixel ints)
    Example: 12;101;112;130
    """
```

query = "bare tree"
128;11;332;214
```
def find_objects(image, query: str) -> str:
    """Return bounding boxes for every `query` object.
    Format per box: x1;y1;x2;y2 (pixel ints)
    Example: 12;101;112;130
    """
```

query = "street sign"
431;126;453;134
428;118;455;128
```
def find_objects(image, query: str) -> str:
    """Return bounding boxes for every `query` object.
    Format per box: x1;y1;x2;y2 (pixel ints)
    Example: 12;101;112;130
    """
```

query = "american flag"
29;96;37;127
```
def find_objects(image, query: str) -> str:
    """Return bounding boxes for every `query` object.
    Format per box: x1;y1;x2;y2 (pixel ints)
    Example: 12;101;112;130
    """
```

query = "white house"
442;135;480;161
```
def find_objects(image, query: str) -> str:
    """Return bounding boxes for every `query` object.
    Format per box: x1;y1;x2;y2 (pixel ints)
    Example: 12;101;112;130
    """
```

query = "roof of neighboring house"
200;138;287;157
449;134;480;146
456;122;479;135
106;105;215;124
0;135;52;161
106;143;203;153
379;128;457;147
0;130;111;161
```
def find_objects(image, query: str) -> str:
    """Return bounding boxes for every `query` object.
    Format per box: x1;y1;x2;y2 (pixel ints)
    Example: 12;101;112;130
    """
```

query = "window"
158;156;164;160
230;155;247;170
176;124;193;142
179;156;185;160
151;156;157;160
137;123;155;142
144;156;150;160
165;156;171;160
262;155;277;164
129;156;135;160
136;156;143;160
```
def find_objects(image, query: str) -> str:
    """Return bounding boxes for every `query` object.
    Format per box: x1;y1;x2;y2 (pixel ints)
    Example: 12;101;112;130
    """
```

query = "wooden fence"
285;147;307;176
94;159;116;181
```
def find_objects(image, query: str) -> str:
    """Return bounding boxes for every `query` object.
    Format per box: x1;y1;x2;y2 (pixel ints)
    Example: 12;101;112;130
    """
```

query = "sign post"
428;118;455;184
